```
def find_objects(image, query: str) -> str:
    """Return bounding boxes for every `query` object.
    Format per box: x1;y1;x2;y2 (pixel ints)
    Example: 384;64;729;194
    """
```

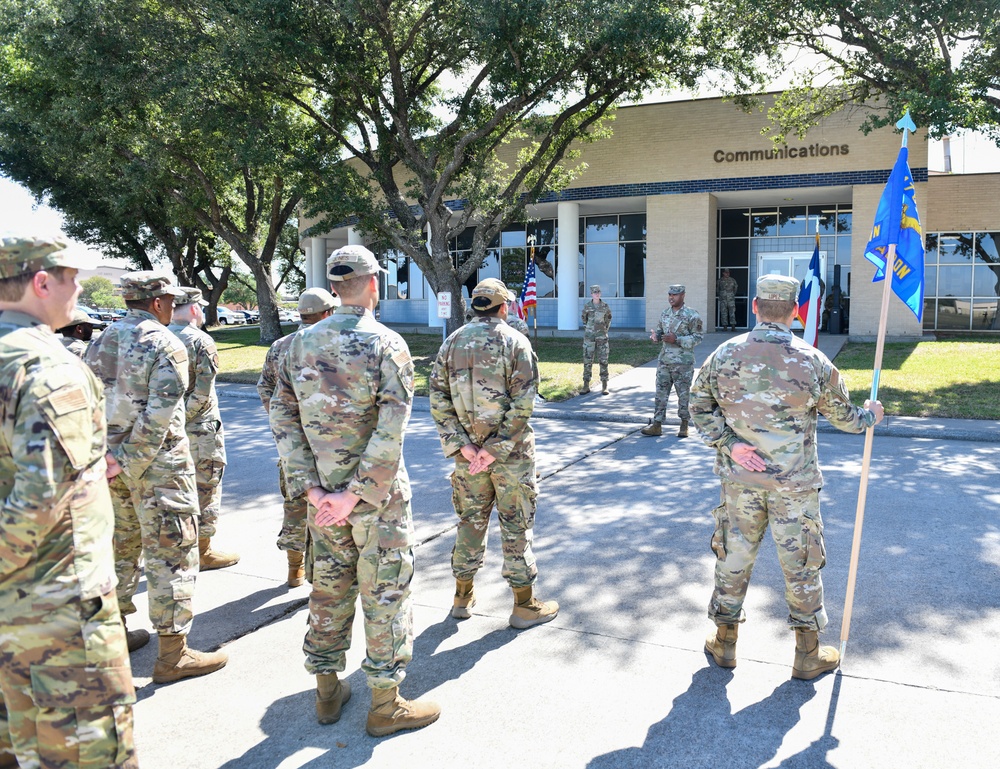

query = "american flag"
519;256;537;313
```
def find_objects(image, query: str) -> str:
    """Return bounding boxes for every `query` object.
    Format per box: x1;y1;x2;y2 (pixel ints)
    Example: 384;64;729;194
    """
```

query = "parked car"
215;308;247;325
278;310;300;323
240;310;260;324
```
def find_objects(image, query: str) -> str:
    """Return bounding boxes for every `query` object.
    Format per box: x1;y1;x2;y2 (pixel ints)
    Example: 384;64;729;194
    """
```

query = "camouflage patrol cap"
57;307;95;331
668;284;685;294
756;274;799;301
590;284;602;293
326;245;386;282
0;236;90;279
471;277;514;310
176;286;209;306
297;287;338;314
119;271;185;301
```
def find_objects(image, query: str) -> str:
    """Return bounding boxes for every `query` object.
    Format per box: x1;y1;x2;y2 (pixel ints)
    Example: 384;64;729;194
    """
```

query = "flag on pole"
519;256;537;312
797;233;822;347
864;146;925;321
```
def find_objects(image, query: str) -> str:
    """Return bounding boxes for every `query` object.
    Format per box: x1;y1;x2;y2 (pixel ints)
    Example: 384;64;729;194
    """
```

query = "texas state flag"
797;234;821;347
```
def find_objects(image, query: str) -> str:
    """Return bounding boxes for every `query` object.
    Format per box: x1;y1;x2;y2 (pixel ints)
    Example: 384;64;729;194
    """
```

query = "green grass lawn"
213;325;999;419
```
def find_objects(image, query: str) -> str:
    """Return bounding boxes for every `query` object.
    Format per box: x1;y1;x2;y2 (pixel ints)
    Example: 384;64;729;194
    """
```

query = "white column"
300;242;312;290
347;226;363;246
310;237;326;289
557;201;580;330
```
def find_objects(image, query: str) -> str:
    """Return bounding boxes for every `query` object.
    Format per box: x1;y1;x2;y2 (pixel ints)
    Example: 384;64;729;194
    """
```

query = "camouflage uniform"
1;237;137;768
60;335;89;358
258;329;308;553
429;315;540;588
581;297;612;387
507;315;530;336
690;319;877;630
718;273;738;329
168;320;226;538
269;305;416;688
85;305;201;635
651;303;704;422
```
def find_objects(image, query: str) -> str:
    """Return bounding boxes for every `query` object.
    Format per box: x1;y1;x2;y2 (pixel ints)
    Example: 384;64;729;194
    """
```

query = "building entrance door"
757;251;827;328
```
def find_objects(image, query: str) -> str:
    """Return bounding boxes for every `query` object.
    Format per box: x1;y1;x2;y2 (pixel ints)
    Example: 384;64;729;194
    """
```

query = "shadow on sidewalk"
587;666;819;769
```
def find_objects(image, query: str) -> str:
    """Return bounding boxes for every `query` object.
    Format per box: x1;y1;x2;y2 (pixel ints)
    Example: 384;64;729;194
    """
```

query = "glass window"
778;206;808;236
528;219;556;246
975;232;1000;264
816;209;838;233
479;248;500;282
970;299;999;330
502;247;526;292
501;225;526;248
973;265;1000;297
719;239;749;268
586;216;618;243
619;214;647;242
836;209;852;233
938;234;974;263
938;265;971;297
924;263;937;296
836;235;852;265
456;227;476;251
408;259;425;299
925;233;940;263
935;297;970;330
719;209;748;238
621;242;645;297
577;247;586;297
922;299;936;330
585;242;619;296
534;245;557;298
750;209;777;237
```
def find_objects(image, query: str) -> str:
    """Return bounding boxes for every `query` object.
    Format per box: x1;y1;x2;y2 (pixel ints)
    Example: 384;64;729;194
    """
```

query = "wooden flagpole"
839;112;915;660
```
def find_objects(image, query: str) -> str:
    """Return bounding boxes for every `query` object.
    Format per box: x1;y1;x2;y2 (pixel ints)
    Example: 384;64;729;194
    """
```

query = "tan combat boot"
316;672;352;724
123;618;150;653
452;578;476;619
199;538;240;571
582;378;591;392
152;633;228;684
791;628;840;680
705;623;738;668
677;419;689;438
601;379;609;395
366;686;441;737
287;550;305;587
509;585;559;629
641;420;662;436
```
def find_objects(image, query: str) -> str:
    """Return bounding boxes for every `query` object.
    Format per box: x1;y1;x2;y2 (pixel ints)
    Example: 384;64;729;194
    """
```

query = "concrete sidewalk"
127;377;1000;769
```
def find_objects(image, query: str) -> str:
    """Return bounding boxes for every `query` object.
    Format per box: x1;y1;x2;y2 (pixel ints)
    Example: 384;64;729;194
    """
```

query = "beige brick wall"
925;174;1000;231
849;183;925;338
646;194;716;330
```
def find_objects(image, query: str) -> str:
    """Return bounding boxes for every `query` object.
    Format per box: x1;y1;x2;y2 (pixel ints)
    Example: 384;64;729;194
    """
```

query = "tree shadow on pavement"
587;666;818;769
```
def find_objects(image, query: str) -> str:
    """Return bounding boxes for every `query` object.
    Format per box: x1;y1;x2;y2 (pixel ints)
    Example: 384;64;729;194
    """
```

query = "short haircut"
125;297;158;312
300;310;328;324
473;304;502;317
756;297;796;322
330;274;371;302
0;265;70;302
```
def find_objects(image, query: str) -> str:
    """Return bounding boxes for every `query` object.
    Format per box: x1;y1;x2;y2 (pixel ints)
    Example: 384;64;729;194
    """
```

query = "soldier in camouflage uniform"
56;307;96;358
168;287;239;571
269;245;439;736
0;237;138;768
430;278;559;630
581;283;612;394
718;269;738;332
690;274;884;680
641;284;704;438
85;271;227;684
507;310;530;336
257;287;338;587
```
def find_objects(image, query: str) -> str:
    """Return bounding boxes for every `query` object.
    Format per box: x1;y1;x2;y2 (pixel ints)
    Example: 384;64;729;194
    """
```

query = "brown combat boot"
366;686;441;737
792;628;840;680
509;585;559;629
287;550;305;587
152;633;228;684
199;538;240;571
452;578;476;619
316;672;352;724
601;379;609;394
677;419;689;438
641;421;662;436
705;623;738;668
123;618;150;653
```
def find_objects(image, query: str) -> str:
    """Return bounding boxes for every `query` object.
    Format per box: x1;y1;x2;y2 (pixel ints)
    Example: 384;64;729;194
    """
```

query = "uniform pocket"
710;503;728;560
154;486;199;547
800;510;827;570
30;662;135;709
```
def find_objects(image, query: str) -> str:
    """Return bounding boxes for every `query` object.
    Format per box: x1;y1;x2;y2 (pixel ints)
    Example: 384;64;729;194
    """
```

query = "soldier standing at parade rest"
168;287;240;571
690;274;884;679
257;286;338;587
269;245;440;736
85;271;227;683
430;278;559;629
718;268;738;332
56;307;96;358
642;284;704;438
581;283;612;394
0;237;138;768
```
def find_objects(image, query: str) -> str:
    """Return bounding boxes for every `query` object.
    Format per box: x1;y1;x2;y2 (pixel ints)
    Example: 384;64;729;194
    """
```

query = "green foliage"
221;274;258;308
79;276;125;310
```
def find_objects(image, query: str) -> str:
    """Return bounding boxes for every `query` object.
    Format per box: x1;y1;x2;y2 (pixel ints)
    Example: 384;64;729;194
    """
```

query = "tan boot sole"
366;709;440;737
704;641;737;668
451;597;475;619
791;661;839;680
152;654;228;684
509;608;559;629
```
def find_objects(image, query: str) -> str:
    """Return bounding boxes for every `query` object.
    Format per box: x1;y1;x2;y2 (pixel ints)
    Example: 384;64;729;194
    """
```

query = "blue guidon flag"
864;144;925;321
